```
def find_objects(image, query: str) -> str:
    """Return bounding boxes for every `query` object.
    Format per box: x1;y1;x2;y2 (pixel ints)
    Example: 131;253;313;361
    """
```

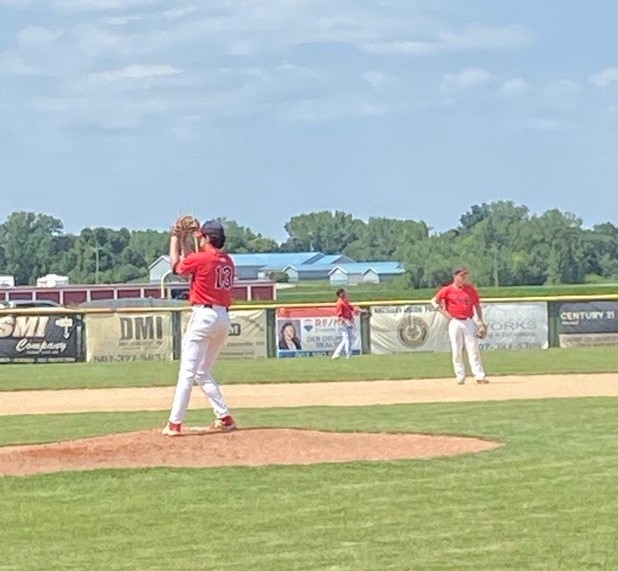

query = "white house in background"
311;254;354;266
36;274;69;287
283;265;332;282
148;252;327;282
0;275;15;288
148;252;405;285
149;256;173;283
328;262;405;286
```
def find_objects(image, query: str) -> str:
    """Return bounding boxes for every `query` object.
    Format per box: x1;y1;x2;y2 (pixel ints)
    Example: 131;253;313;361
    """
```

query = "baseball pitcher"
162;216;237;436
430;267;489;385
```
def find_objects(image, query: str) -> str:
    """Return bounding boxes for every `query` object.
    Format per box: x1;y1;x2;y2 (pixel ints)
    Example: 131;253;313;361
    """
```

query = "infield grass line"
2;346;618;391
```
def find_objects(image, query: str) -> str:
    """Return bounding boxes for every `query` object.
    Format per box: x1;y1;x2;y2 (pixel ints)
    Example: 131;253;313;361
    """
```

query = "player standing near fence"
162;216;237;437
430;267;489;385
332;288;358;359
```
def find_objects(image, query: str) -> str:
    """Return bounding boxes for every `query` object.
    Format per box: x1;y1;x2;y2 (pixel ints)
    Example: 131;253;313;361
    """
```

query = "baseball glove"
476;322;488;339
171;215;200;238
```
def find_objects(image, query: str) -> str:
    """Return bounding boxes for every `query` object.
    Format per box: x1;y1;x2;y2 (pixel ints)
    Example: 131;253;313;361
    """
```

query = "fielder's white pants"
169;306;231;424
333;321;356;358
448;318;486;382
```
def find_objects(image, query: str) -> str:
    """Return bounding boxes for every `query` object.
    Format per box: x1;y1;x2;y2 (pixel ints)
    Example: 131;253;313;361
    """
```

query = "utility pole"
91;246;102;284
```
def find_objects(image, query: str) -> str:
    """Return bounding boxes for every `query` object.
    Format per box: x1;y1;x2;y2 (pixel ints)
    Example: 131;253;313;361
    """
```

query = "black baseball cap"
200;220;226;245
453;266;469;276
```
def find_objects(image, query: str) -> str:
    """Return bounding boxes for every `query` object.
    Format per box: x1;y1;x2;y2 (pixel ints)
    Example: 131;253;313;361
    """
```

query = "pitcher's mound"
0;428;501;477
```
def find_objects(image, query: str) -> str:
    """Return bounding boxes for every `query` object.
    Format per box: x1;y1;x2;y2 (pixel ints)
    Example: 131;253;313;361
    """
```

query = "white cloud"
362;70;397;91
55;0;160;12
544;79;582;110
364;25;532;55
441;67;491;92
161;6;195;20
499;77;530;95
520;118;576;132
18;26;64;49
27;95;173;129
0;0;159;10
88;64;184;81
0;52;42;76
591;67;618;87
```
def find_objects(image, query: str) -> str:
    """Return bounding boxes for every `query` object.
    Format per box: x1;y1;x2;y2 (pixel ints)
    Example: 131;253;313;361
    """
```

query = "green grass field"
274;281;618;304
1;346;618;391
1;398;617;570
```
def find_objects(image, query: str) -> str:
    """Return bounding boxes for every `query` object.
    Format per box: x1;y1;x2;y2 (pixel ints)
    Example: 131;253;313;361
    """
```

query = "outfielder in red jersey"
162;220;237;436
332;288;358;359
431;267;489;385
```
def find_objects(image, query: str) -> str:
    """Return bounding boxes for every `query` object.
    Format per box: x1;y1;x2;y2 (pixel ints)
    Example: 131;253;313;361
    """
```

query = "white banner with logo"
371;305;450;354
86;312;173;363
181;309;267;359
371;302;548;354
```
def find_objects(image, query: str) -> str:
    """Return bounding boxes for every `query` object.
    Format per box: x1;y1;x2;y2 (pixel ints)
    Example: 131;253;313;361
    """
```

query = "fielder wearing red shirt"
163;220;237;437
431;267;489;385
332;288;358;359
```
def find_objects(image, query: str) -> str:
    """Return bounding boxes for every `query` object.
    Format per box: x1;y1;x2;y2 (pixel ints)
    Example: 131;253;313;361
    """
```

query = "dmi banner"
276;307;361;357
559;301;618;347
181;309;267;358
0;313;81;363
86;312;173;362
370;302;548;354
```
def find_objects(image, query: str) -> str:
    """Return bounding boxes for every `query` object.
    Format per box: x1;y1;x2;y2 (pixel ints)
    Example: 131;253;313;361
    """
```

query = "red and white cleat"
208;415;237;432
161;421;182;436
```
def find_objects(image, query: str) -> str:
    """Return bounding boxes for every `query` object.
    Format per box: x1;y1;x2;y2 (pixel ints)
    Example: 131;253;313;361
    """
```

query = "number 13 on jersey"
215;265;234;290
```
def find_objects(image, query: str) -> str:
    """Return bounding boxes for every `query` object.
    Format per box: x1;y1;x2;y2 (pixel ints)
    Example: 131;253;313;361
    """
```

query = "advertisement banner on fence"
276;307;362;358
479;302;548;350
371;305;450;354
86;312;173;363
181;309;267;358
371;302;548;354
559;301;618;347
0;313;81;363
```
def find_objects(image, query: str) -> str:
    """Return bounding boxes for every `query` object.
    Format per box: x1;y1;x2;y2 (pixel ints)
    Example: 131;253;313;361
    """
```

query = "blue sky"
1;0;617;240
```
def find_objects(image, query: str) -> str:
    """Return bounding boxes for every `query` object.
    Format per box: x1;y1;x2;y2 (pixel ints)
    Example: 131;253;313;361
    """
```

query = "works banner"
559;301;618;347
86;312;173;363
181;309;267;359
479;302;548;350
370;302;548;354
0;314;81;363
276;307;361;358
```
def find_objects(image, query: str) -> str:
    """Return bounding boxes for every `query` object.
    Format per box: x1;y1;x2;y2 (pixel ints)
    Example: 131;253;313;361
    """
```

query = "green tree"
0;212;64;284
282;211;363;253
345;218;429;261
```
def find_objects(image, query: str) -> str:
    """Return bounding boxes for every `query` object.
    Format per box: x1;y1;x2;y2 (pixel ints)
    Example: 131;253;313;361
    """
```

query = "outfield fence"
1;296;618;363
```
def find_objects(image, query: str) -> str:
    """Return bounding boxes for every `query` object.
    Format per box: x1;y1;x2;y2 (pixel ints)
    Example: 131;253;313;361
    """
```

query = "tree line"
1;202;617;287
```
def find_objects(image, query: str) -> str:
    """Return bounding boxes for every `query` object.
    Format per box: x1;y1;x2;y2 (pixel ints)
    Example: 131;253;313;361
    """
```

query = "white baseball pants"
448;318;486;382
333;321;356;358
169;305;231;424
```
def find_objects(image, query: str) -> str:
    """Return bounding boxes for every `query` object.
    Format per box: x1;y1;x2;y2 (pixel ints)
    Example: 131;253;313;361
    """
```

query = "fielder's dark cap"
200;220;226;247
201;220;225;237
453;266;469;276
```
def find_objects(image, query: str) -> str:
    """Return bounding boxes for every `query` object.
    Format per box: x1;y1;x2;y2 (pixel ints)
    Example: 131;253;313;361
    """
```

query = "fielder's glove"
476;322;488;339
171;215;200;238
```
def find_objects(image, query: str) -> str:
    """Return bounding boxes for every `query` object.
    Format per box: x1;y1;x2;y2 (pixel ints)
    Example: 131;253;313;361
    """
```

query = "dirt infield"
1;373;617;416
0;428;501;477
